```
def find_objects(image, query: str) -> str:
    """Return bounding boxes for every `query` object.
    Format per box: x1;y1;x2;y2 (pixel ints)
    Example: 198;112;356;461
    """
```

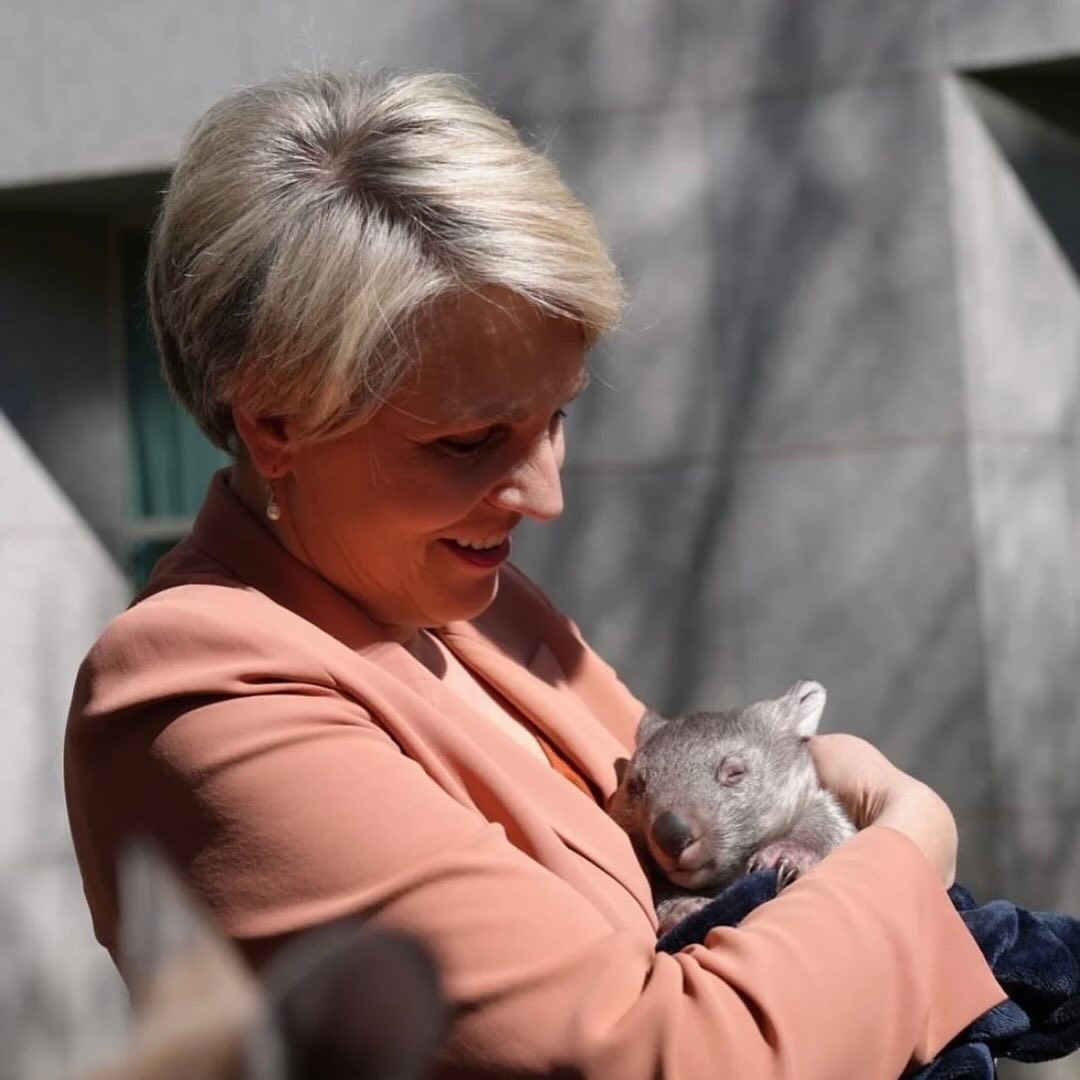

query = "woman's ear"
232;404;296;479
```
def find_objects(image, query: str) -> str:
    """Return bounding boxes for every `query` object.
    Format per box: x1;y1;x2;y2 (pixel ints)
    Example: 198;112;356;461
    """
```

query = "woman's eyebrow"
452;370;593;426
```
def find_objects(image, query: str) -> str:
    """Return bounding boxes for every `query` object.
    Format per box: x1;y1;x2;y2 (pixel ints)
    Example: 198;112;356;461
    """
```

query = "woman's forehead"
389;288;588;427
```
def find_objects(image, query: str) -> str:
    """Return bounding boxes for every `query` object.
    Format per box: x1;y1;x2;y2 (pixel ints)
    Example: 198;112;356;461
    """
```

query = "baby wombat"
609;680;856;935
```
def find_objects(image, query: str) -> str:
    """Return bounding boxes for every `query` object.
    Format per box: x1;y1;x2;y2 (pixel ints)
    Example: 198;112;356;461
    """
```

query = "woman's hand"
809;734;958;888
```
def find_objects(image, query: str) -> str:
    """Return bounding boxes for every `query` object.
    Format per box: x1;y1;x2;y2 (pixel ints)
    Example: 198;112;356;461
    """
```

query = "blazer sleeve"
66;602;1004;1080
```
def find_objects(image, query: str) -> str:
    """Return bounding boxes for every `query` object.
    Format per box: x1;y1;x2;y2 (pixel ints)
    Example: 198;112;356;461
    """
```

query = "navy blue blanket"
655;871;1080;1077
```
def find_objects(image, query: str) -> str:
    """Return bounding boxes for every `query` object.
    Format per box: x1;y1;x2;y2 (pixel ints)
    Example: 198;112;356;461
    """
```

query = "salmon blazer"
65;472;1004;1079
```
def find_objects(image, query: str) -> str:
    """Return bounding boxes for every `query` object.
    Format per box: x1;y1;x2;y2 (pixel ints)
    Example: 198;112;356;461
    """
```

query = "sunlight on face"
275;288;587;638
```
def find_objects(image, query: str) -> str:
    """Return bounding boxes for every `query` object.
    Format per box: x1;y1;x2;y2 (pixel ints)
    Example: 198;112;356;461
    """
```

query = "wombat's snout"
651;811;695;858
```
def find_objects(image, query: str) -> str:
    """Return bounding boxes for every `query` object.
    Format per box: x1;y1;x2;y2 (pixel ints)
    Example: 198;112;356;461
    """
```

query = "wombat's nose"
652;812;694;858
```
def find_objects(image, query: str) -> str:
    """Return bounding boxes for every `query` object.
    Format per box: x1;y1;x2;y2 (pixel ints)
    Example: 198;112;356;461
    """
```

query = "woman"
64;70;1003;1078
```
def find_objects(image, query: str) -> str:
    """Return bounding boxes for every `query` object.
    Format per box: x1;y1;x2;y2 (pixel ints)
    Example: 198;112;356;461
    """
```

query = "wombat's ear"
785;680;827;738
636;710;669;747
613;757;631;786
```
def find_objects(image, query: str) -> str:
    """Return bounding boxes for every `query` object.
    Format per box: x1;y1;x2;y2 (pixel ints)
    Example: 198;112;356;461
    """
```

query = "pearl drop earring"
266;487;281;522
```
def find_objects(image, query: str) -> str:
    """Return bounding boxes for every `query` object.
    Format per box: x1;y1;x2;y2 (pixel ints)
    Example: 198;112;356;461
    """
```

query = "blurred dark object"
75;838;447;1080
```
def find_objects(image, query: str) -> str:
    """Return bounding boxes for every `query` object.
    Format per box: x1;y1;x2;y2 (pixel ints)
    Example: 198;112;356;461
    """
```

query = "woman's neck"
227;456;424;647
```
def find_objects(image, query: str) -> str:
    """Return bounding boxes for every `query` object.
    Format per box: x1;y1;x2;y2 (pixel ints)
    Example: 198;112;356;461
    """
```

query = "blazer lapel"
437;622;655;923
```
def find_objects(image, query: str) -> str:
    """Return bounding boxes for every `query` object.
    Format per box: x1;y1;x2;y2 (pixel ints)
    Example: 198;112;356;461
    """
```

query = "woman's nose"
488;435;564;522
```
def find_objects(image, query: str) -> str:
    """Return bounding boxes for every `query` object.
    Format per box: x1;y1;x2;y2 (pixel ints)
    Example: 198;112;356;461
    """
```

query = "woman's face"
272;289;587;638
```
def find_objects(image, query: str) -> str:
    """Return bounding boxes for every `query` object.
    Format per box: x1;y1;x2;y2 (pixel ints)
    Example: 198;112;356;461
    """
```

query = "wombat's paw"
747;842;820;890
656;896;713;936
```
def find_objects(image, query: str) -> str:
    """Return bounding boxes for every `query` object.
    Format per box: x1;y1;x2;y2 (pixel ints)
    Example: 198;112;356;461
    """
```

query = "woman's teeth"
451;536;506;551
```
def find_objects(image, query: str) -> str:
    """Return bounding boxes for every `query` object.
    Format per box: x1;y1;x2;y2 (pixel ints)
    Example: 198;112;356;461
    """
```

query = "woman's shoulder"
76;539;339;716
113;554;312;651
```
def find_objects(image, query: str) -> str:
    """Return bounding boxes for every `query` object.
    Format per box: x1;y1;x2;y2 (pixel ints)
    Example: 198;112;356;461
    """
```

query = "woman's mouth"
439;535;512;569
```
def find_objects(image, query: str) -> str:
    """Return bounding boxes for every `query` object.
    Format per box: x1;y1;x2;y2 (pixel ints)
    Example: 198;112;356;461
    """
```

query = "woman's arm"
67;624;1004;1080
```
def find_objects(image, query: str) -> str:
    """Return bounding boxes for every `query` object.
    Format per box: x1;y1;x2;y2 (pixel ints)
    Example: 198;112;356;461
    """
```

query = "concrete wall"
4;2;1080;1075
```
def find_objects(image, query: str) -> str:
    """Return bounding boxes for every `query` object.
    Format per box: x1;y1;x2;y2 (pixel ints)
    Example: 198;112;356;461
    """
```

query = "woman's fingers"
809;734;958;887
808;733;899;828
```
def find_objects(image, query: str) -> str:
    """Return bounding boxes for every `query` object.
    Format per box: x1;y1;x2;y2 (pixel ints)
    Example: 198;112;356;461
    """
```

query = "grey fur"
609;681;856;934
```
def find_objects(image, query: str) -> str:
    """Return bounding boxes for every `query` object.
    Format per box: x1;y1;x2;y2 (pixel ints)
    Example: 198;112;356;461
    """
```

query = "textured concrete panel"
946;74;1080;914
944;0;1080;69
0;0;469;185
690;0;943;100
511;460;744;717
704;78;966;456
0;414;130;859
727;446;997;883
460;0;704;115
462;0;941;117
945;78;1080;437
0;856;127;1079
538;110;718;467
967;443;1080;912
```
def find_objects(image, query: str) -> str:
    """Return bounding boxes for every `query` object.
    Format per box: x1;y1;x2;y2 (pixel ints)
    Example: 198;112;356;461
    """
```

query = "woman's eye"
438;430;497;456
551;407;567;427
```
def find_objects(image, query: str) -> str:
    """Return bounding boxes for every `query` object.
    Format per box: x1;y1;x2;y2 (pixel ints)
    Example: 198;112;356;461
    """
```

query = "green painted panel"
121;228;227;519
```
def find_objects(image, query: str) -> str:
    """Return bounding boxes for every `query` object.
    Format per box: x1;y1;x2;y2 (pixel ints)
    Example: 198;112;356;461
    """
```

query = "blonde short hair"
148;69;624;451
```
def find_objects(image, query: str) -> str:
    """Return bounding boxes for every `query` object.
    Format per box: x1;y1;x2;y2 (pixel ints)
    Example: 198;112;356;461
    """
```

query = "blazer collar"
437;620;626;795
434;621;657;926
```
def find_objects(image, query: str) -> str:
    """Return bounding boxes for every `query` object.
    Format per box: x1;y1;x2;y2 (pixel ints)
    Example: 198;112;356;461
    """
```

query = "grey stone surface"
945;77;1080;437
944;0;1080;70
967;442;1080;911
703;77;966;457
512;459;744;717
462;0;941;118
0;0;469;186
945;70;1080;913
0;414;130;860
459;0;705;116
0;855;127;1079
538;109;718;468
688;0;944;100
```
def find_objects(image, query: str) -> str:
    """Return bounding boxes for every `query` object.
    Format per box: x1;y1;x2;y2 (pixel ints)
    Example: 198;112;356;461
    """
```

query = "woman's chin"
431;571;502;625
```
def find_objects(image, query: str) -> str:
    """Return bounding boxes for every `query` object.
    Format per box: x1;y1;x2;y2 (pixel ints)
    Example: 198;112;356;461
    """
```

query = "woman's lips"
439;537;512;569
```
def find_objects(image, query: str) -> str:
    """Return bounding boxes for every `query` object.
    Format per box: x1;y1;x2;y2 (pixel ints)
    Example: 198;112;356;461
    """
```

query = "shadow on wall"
965;59;1080;275
501;0;965;708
